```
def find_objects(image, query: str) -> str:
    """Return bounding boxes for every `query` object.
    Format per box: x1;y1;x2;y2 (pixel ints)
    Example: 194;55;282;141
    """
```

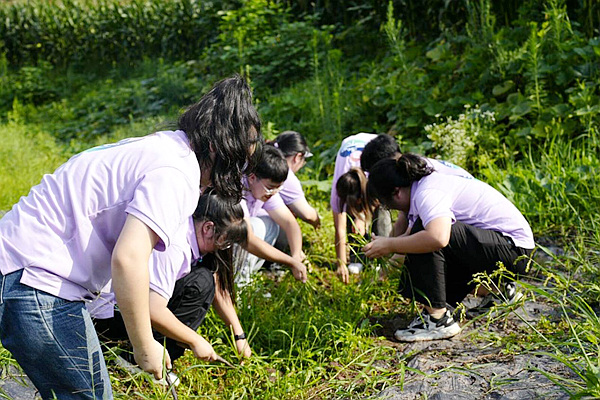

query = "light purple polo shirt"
242;186;286;218
279;169;305;205
88;216;201;319
407;172;535;249
427;158;473;179
0;130;200;301
330;133;377;213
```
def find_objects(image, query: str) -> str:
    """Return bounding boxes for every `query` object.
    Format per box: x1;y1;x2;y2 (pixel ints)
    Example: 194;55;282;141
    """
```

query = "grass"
1;101;599;399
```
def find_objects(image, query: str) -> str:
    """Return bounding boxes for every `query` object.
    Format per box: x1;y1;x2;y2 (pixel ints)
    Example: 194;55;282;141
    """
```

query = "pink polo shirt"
0;130;200;301
330;133;377;214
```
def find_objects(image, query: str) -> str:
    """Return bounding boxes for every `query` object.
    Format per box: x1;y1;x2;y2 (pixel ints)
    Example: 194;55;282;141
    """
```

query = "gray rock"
0;366;40;399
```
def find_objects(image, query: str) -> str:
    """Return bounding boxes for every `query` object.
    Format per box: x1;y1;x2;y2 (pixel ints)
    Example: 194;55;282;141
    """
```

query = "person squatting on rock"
0;74;261;399
364;153;534;342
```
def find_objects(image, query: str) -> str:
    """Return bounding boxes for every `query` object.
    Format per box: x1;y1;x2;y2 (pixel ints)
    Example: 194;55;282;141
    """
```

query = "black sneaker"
466;282;523;318
394;310;461;342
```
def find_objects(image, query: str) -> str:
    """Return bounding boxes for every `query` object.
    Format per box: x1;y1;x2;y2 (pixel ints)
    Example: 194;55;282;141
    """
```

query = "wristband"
234;332;246;341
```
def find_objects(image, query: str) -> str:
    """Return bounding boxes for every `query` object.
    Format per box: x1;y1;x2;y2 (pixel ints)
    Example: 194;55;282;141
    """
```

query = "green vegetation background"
0;0;599;398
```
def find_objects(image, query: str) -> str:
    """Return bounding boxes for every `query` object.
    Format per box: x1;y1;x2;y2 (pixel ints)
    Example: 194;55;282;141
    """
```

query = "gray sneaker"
394;310;461;342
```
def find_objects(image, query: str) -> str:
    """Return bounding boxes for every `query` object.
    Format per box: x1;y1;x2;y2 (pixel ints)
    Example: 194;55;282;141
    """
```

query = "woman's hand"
190;335;218;361
336;264;349;284
290;259;308;283
363;234;393;258
134;339;172;380
236;339;252;359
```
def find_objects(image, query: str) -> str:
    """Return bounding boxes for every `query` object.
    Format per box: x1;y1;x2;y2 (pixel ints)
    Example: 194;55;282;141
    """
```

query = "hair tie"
273;142;279;148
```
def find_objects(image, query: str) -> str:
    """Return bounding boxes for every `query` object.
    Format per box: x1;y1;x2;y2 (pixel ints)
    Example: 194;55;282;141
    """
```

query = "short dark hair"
360;134;401;172
193;188;247;299
178;74;263;203
271;131;310;158
253;145;288;184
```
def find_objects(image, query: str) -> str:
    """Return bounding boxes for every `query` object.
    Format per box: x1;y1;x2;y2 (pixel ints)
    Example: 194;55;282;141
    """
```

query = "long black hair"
367;153;433;202
178;74;263;203
192;188;247;299
270;130;310;158
336;168;375;220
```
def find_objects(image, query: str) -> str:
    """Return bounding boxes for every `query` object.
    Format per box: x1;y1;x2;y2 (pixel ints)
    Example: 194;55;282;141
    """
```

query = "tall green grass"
0;107;65;211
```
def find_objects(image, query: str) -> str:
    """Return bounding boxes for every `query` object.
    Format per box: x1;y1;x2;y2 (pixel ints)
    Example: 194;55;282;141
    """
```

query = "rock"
0;366;40;399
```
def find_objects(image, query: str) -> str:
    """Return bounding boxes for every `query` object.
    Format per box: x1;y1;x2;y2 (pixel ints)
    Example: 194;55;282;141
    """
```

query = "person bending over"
363;154;534;342
92;190;251;372
268;131;320;229
0;74;261;399
237;145;307;285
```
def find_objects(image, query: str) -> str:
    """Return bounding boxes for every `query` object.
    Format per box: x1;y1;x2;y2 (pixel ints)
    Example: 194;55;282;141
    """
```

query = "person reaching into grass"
331;133;390;284
363;153;534;342
334;133;475;284
92;190;251;381
236;144;307;286
269;131;321;229
0;74;261;399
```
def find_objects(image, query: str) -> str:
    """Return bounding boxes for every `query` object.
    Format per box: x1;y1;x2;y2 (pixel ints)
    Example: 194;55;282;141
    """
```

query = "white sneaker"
394;310;461;342
347;263;363;274
114;355;180;387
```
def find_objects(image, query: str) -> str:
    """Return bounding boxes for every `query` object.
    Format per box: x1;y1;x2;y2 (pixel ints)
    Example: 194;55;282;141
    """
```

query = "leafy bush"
425;105;497;169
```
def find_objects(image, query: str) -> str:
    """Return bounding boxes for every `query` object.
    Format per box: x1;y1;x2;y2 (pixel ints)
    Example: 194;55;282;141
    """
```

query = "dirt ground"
367;294;574;400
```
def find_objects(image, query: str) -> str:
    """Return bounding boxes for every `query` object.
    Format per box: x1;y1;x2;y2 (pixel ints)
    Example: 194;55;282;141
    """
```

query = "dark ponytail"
178;74;263;203
367;153;433;201
271;131;310;158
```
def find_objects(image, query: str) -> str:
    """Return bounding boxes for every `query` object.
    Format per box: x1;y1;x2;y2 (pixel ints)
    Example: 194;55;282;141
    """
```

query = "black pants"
401;218;532;309
94;260;215;362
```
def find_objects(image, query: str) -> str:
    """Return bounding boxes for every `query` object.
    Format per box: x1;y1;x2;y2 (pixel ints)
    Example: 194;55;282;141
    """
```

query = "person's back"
0;131;199;301
408;171;534;249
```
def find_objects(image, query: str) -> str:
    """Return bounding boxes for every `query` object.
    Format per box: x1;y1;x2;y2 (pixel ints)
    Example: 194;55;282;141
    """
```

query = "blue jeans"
0;269;113;400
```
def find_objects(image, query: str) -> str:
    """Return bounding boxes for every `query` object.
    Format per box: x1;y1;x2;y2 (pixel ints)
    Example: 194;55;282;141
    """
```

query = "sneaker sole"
394;324;462;342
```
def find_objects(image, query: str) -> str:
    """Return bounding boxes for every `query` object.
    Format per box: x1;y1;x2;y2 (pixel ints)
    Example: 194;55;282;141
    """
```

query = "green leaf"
426;43;449;62
492;81;514;97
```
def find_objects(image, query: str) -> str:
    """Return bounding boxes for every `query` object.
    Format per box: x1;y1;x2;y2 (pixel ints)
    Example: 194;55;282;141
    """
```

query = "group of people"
0;75;534;399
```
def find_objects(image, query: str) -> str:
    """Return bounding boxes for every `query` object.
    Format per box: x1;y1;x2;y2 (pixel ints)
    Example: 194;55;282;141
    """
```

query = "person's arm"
212;275;251;358
244;220;307;283
149;291;217;361
267;206;303;262
111;214;171;380
287;198;320;229
363;217;452;258
333;210;349;284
